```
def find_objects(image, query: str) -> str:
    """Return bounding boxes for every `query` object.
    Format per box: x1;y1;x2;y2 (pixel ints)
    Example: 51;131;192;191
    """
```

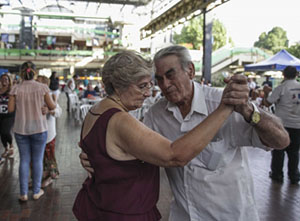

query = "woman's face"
1;75;9;87
119;76;153;111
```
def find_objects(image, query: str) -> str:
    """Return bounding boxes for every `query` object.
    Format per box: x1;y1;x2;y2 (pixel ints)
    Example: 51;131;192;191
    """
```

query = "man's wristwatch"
249;102;261;125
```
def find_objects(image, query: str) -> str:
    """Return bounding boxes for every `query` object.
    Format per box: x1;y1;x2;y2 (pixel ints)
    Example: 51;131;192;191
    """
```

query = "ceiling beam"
140;0;230;39
69;0;151;6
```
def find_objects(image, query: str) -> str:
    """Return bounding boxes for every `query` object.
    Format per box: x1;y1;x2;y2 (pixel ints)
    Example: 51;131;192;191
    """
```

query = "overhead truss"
69;0;152;6
140;0;230;39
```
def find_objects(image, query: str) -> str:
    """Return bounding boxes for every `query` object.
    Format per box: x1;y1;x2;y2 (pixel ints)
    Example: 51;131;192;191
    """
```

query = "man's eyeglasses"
136;81;154;94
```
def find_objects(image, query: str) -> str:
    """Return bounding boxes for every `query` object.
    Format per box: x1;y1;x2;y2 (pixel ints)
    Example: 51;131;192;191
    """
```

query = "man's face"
88;83;93;91
155;55;194;104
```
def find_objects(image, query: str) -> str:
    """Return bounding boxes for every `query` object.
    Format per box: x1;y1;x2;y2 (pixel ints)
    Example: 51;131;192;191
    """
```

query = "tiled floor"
0;93;299;221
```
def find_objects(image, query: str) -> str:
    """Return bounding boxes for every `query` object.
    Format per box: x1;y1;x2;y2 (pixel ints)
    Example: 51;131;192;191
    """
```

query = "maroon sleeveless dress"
73;108;161;221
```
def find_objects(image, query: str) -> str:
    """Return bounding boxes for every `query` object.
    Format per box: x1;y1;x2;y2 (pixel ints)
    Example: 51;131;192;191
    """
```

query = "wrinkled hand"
79;143;94;178
222;74;250;115
41;106;49;115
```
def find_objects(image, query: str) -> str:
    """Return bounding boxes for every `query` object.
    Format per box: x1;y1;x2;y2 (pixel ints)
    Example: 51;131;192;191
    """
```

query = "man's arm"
245;106;288;149
222;75;289;149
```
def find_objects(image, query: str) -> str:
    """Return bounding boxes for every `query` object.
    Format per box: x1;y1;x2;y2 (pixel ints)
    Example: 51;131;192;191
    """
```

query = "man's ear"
187;62;195;79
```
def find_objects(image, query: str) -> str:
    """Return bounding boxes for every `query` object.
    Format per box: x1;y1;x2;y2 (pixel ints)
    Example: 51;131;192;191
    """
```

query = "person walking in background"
8;61;56;202
144;86;161;107
263;66;300;184
0;73;15;160
64;74;79;112
37;75;62;188
49;71;60;102
262;74;273;88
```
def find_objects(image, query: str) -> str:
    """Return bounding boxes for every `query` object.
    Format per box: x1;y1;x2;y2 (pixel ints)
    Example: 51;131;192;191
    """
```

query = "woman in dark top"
73;50;233;220
0;73;15;159
49;71;60;102
49;71;59;91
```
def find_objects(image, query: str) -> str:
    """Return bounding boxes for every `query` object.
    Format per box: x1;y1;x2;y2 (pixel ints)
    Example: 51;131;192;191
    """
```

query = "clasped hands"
222;74;253;118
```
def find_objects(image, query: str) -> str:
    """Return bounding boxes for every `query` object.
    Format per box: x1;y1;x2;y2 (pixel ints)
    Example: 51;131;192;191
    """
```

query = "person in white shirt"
247;77;257;90
144;86;161;106
140;86;162;119
64;74;79;112
263;66;300;184
80;46;289;220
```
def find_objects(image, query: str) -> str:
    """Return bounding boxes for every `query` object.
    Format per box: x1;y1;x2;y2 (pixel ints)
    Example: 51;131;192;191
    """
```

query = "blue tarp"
244;49;300;71
0;68;8;76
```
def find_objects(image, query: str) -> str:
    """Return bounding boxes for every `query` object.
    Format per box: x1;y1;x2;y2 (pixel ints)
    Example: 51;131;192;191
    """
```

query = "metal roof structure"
140;0;230;39
0;0;152;17
1;1;230;38
1;0;152;8
69;0;152;6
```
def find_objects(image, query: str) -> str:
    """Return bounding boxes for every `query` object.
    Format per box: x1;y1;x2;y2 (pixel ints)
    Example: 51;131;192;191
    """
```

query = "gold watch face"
252;112;261;124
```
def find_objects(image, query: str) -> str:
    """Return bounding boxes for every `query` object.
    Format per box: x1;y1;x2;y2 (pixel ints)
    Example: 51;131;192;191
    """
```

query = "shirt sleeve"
143;107;154;130
267;85;282;104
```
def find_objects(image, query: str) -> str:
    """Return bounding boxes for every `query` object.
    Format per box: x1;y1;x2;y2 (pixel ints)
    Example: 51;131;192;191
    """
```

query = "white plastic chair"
80;104;93;122
68;93;81;121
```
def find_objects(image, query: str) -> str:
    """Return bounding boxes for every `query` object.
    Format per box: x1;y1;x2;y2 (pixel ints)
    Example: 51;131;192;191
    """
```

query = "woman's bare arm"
111;104;232;167
8;95;15;113
44;92;56;110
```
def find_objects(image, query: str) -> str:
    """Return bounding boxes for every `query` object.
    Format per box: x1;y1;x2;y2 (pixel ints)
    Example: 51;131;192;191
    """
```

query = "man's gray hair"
102;50;153;95
153;45;192;72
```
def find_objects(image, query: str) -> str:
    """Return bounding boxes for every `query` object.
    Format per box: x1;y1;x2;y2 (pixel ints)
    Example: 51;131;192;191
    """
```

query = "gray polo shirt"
267;79;300;128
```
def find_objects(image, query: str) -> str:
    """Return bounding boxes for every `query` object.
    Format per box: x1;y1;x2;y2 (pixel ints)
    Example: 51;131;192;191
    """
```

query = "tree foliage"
287;43;300;58
254;27;288;54
173;16;227;51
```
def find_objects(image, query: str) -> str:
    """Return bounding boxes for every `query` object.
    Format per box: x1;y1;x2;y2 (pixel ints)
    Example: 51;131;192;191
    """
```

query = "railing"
0;48;94;57
0;48;121;59
212;47;270;65
194;47;271;71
